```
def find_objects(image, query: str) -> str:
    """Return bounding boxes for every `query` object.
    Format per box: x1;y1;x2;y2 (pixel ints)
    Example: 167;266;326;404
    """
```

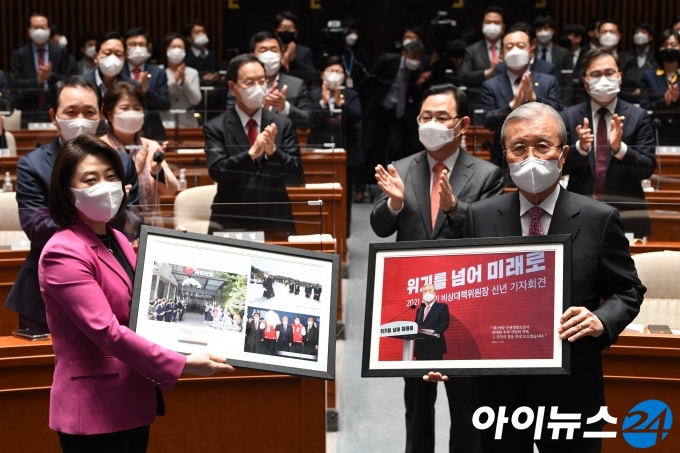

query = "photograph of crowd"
247;257;325;306
244;307;320;362
147;262;246;332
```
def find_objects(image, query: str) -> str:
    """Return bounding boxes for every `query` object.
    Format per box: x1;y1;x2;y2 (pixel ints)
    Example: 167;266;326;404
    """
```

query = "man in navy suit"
482;23;563;169
204;54;303;237
275;316;293;354
413;284;450;360
561;48;655;237
4;76;140;332
122;27;170;141
9;12;77;126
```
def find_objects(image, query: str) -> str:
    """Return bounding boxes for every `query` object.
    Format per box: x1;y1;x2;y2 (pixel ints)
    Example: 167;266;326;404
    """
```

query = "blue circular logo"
622;400;673;448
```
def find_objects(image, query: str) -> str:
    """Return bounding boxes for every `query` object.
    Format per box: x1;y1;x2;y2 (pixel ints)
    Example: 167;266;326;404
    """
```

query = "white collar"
128;62;145;73
191;46;206;58
519;183;561;217
537;42;553;51
234;103;263;129
506;68;530;86
590;98;618;116
486;39;500;50
426;148;460;174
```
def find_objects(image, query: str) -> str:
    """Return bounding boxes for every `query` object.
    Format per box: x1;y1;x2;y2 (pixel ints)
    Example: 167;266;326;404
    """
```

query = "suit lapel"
499;74;515;106
432;151;473;237
409;152;433;236
226;109;251;150
44;138;61;170
547;188;581;239
494;192;522;237
580;103;596;178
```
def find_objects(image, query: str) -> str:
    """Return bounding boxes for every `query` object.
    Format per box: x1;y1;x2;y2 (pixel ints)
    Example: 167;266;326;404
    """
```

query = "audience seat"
0;192;28;245
631;251;680;328
172;184;219;234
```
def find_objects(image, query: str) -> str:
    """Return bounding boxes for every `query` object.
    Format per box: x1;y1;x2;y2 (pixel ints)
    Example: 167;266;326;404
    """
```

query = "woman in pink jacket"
38;134;233;453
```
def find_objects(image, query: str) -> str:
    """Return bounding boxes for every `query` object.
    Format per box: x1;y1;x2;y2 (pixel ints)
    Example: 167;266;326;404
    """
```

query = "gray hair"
500;102;567;148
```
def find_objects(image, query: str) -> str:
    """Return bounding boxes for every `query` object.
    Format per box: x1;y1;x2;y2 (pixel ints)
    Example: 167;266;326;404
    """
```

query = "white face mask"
166;48;186;65
98;55;124;77
57;35;68;48
30;28;50;46
587;76;621;103
112;111;145;134
418;120;460;151
403;38;413;47
257;51;281;76
483;23;502;41
193;33;209;47
504;48;530;71
633;32;649;46
405;58;421;71
536;30;554;45
345;33;358;46
70;181;124;223
509;152;563;194
423;293;436;303
239;85;267;110
599;32;620;48
128;46;151;66
323;72;345;90
56;117;100;141
85;45;96;59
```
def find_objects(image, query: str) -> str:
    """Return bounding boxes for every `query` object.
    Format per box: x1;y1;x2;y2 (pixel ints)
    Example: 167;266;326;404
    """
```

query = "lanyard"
342;51;355;74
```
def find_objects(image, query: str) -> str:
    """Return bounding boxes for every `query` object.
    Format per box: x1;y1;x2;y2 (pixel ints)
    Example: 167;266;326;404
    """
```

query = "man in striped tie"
431;102;644;452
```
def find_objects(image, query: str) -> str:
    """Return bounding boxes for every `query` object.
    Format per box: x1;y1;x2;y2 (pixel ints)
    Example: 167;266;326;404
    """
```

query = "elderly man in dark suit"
9;12;77;127
450;101;645;452
4;76;139;333
121;27;170;141
276;316;293;354
482;24;563;170
561;48;655;238
204;54;303;237
413;284;450;361
371;84;503;453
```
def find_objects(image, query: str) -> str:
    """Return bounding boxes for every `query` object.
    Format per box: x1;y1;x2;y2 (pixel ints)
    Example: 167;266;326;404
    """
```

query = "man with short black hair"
273;11;315;73
76;32;98;75
533;15;573;76
461;6;506;87
5;76;139;332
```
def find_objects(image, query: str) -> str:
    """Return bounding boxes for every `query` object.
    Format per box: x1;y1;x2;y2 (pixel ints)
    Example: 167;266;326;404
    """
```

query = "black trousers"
404;377;481;453
19;314;49;333
58;425;150;453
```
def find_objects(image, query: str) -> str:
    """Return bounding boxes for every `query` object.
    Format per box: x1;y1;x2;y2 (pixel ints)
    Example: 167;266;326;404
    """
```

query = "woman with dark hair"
639;29;680;110
307;56;363;231
100;81;178;212
160;32;202;127
38;134;232;453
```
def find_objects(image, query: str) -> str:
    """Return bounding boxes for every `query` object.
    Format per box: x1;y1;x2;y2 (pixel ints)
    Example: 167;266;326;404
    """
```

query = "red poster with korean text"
378;251;555;361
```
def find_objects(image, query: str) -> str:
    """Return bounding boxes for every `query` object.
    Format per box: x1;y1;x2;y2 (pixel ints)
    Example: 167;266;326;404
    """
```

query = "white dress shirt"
234;103;262;135
486;40;500;64
518;184;561;236
575;98;628;160
536;42;553;64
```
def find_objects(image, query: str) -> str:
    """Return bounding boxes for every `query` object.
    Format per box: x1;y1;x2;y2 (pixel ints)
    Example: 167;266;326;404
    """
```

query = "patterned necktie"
528;206;546;236
490;44;497;64
132;67;141;81
594;107;609;196
395;65;407;119
246;119;258;146
430;162;447;229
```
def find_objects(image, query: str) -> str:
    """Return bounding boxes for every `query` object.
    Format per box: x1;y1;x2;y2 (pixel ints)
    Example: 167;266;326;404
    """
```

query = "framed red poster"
361;235;571;377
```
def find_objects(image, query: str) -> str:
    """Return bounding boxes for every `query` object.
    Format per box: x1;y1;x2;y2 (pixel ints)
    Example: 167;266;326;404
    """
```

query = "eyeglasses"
417;115;459;125
503;144;563;157
238;78;267;88
585;69;619;79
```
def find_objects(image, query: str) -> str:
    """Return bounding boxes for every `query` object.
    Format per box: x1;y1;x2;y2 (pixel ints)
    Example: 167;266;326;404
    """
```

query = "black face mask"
278;30;295;45
660;48;680;63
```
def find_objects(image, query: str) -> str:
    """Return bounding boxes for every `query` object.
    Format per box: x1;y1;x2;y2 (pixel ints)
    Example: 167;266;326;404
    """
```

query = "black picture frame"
130;226;339;380
361;235;572;378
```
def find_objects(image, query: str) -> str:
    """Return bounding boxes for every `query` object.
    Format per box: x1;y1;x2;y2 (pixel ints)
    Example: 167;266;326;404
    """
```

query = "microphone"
153;150;165;163
387;303;418;324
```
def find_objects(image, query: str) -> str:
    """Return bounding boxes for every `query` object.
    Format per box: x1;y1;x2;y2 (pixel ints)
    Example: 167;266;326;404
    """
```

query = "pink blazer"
38;219;186;435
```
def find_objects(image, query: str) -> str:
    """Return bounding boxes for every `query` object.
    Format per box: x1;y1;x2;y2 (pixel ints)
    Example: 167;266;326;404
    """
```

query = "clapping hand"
37;62;52;84
609;114;624;153
437;169;457;214
249;123;278;159
576;117;594;153
665;84;679;106
520;73;536;102
264;82;287;112
375;164;405;211
139;71;149;93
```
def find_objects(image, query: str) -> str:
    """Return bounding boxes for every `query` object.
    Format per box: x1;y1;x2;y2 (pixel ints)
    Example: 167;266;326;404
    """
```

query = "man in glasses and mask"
370;83;503;453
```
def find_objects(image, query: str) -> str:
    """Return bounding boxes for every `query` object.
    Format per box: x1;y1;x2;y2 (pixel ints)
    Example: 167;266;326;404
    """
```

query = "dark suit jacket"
307;87;363;166
285;44;315;73
121;64;170;141
639;68;680;110
303;324;319;347
464;188;644;430
413;301;450;360
184;48;219;76
4;138;140;323
0;70;13;113
461;40;493;87
339;47;372;87
203;108;304;234
370;149;504;241
623;47;656;92
227;72;311;131
356;53;425;118
561;99;655;236
245;319;264;343
276;324;293;344
9;42;77;114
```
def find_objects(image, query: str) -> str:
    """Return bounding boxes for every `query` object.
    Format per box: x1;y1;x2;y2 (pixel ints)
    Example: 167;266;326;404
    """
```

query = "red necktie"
430;162;447;229
594;107;609;197
132;68;141;81
246;119;258;146
490;44;498;64
528;206;546;236
37;48;46;107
